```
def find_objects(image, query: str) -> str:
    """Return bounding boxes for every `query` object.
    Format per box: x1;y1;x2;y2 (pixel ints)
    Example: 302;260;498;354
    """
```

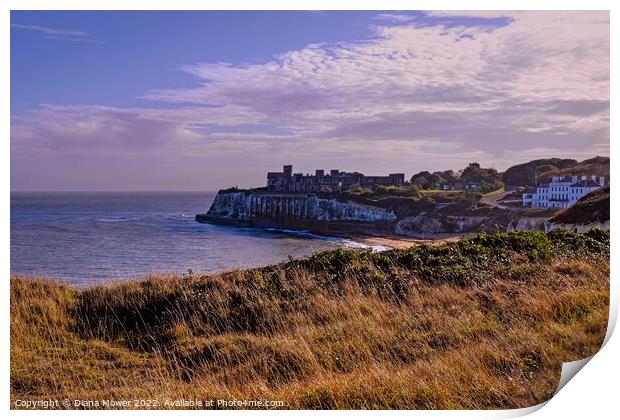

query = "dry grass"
551;186;610;224
11;231;609;409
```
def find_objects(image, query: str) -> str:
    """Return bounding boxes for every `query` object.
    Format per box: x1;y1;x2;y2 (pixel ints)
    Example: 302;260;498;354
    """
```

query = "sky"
10;11;610;191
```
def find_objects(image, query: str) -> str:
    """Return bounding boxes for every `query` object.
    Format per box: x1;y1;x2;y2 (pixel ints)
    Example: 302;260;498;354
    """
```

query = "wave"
338;239;390;252
264;227;338;241
263;228;389;251
94;217;132;223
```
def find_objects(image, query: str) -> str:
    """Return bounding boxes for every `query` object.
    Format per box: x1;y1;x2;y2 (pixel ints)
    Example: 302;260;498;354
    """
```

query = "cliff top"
550;186;610;224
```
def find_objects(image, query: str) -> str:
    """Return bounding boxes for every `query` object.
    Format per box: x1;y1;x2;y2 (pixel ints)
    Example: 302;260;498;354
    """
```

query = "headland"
197;159;610;243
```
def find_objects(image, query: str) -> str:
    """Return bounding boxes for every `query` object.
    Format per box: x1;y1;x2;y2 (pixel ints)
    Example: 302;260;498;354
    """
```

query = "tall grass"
11;230;610;409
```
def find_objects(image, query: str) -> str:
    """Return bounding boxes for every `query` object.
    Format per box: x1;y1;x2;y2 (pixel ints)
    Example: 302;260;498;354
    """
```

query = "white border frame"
2;1;616;419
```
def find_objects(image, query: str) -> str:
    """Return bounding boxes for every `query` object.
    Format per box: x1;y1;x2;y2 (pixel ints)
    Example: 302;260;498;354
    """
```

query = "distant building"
435;201;452;210
522;175;605;209
442;181;480;191
266;165;405;193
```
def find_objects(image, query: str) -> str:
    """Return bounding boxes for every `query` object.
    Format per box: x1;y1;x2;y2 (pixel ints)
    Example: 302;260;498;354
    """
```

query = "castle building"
266;165;405;193
522;175;605;209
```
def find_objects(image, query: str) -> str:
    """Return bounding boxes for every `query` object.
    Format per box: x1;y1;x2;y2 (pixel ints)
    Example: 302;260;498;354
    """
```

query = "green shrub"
548;229;609;254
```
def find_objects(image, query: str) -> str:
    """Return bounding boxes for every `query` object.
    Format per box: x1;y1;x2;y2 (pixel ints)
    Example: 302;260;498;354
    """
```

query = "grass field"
10;230;609;409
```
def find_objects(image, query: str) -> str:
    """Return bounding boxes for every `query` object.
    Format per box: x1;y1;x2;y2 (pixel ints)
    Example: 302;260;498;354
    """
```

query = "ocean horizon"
10;191;374;286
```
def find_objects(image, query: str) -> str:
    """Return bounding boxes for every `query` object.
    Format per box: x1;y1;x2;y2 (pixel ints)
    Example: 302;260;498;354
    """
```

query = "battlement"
266;165;405;192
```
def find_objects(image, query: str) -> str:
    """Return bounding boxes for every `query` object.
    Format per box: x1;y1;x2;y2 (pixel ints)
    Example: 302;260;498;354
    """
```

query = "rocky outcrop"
545;220;609;233
447;216;492;232
312;197;396;222
395;214;504;236
507;217;549;232
395;215;444;235
206;191;252;219
200;189;603;238
198;190;397;234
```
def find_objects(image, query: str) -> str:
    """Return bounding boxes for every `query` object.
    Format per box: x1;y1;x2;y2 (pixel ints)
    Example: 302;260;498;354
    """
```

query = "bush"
11;229;610;409
547;229;609;255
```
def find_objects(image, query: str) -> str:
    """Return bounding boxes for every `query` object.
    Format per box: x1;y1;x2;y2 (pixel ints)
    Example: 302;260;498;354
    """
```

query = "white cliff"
206;191;396;223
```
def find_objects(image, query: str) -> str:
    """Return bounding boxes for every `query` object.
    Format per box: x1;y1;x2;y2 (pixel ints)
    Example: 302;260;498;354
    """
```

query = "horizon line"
10;189;220;193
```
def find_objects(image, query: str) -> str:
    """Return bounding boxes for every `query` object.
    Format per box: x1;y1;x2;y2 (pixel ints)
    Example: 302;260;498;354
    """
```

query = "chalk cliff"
198;190;397;234
198;189;601;237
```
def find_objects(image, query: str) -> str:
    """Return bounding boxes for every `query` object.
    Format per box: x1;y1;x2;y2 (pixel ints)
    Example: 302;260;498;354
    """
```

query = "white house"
441;181;480;191
522;175;605;209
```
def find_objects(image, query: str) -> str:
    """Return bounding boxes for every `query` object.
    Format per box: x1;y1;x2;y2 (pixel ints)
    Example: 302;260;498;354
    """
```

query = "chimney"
572;175;578;182
582;175;587;181
591;175;596;181
599;176;605;187
283;165;293;179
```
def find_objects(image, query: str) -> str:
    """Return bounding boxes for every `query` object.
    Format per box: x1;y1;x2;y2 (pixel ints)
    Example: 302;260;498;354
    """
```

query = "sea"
10;191;377;286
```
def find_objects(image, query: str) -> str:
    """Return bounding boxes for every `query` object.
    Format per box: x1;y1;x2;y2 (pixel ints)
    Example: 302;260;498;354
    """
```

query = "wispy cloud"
11;23;103;43
140;11;609;154
12;23;88;36
374;13;415;23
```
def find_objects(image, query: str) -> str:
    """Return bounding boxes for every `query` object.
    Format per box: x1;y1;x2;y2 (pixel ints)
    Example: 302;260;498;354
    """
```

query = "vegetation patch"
550;187;610;224
11;230;609;409
501;156;609;187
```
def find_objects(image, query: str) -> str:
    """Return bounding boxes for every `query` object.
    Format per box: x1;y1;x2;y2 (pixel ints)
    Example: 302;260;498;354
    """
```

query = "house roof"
571;180;601;188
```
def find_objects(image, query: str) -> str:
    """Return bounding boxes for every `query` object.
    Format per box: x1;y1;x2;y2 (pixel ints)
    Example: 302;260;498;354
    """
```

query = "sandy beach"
346;232;471;249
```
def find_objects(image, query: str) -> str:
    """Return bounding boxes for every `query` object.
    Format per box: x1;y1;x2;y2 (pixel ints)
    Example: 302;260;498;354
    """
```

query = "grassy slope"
502;156;609;187
550;186;610;224
11;230;609;409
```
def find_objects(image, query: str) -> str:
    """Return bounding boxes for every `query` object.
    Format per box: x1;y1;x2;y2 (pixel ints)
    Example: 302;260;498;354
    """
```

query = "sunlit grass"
11;230;609;409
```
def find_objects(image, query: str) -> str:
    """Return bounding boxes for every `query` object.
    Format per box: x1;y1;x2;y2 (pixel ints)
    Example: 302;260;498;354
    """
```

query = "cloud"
424;11;515;18
374;13;416;23
11;11;610;189
11;23;88;37
11;105;202;157
11;23;103;43
142;11;609;151
544;100;610;117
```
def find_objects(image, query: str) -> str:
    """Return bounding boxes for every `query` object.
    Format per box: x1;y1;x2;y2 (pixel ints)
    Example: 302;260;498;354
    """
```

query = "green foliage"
452;191;484;209
326;185;438;217
584;227;610;244
84;227;602;351
410;170;458;189
502;156;609;187
461;163;501;188
299;230;607;288
550;187;610;224
547;228;609;255
410;164;502;193
11;228;610;409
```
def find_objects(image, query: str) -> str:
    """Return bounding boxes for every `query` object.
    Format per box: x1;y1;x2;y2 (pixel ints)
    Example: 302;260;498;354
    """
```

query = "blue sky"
10;11;609;190
11;11;512;113
12;11;378;113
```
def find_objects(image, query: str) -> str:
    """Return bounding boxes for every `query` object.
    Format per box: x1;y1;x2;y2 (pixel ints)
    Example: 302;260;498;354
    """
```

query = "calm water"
10;192;367;286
